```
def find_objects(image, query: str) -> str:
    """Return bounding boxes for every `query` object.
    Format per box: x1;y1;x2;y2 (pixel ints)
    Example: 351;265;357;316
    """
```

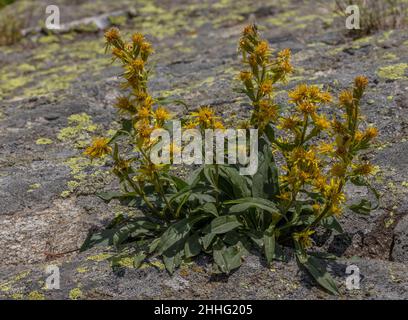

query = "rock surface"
0;0;407;299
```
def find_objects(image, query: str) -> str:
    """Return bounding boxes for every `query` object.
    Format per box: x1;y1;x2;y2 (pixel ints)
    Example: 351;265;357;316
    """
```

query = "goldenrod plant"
81;25;379;294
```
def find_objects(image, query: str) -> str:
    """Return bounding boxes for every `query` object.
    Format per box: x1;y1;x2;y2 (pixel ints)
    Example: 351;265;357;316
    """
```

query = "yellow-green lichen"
69;287;83;300
377;63;408;80
140;260;165;270
57;113;97;145
87;253;112;262
115;257;134;268
109;15;127;26
28;183;41;192
382;52;397;60
11;293;24;300
28;291;45;300
76;267;88;273
60;190;71;198
36;138;53;145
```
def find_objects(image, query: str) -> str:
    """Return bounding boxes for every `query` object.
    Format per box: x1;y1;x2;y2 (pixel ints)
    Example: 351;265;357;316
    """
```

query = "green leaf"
163;174;189;191
245;230;264;248
252;143;280;198
203;165;219;191
133;252;147;268
201;233;216;250
157;215;209;255
97;191;136;202
80;228;116;251
191;202;218;216
219;166;251;198
210;215;242;234
213;243;244;274
349;176;380;213
320;216;343;234
294;246;339;295
263;224;275;265
184;233;201;258
226;197;280;216
349;199;373;215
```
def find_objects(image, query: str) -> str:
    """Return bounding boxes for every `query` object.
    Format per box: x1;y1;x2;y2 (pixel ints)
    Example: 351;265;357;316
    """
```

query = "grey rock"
392;215;408;262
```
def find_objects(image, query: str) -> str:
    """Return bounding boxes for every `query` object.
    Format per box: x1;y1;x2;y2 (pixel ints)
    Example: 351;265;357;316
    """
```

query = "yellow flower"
135;120;153;140
142;95;154;110
298;101;316;115
84;137;112;159
137;107;151;119
331;119;346;134
324;179;346;205
254;40;269;58
364;127;378;139
331;163;346;177
277;115;301;131
140;41;154;60
354;76;369;90
258;101;278;127
339;90;354;107
278;48;291;60
239;71;252;82
191;106;218;128
354;130;364;142
289;84;331;104
313;175;327;192
242;24;256;36
313;114;330;130
115;96;135;114
318;91;332;103
312;203;321;215
154;106;171;123
330;204;342;217
293;230;315;248
132;32;144;46
353;163;375;175
277;191;291;201
288;84;308;104
131;59;145;72
213;120;225;130
183;120;198;129
104;27;120;43
260;80;273;95
317;142;335;154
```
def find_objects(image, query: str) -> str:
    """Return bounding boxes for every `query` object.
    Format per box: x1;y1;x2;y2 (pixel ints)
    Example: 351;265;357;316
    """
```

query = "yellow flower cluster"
236;26;378;232
238;24;293;132
186;106;224;130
